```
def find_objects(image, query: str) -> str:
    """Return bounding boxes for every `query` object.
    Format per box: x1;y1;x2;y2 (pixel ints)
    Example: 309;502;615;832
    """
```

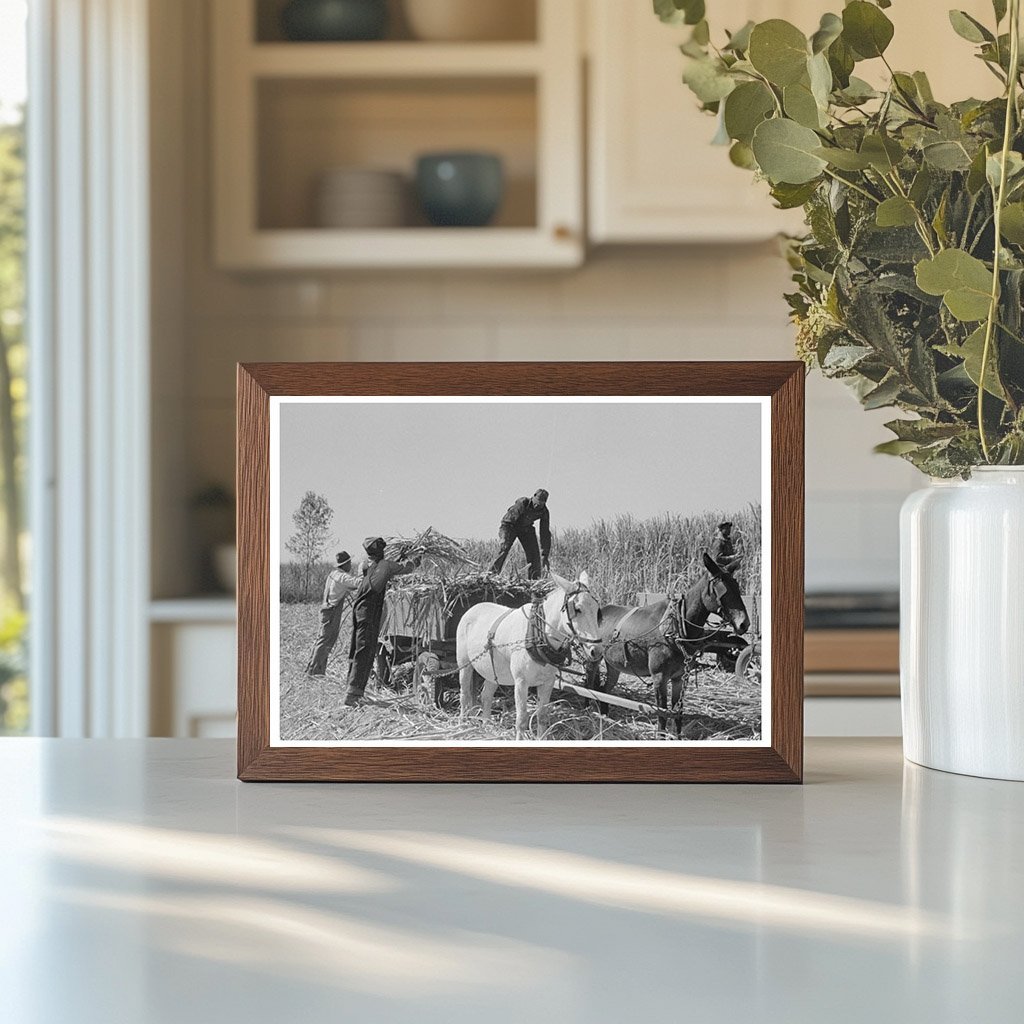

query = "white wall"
153;0;920;599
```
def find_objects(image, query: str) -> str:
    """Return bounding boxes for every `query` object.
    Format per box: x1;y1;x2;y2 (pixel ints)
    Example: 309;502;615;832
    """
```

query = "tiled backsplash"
178;248;917;593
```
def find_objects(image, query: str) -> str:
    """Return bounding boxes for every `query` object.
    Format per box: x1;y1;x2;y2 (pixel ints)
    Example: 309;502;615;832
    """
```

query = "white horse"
456;571;604;740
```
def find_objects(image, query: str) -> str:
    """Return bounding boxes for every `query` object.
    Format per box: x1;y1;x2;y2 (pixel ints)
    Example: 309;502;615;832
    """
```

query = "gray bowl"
280;0;388;42
415;152;505;228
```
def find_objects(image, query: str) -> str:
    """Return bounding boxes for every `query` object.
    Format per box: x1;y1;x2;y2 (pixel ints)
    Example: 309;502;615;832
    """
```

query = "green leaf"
748;20;809;86
923;140;972;171
810;12;843;54
939;326;1006;398
909;164;933;205
653;0;705;26
752;118;828;184
874;439;922;455
724;20;755;53
876;197;918;228
986;150;1024;191
827;36;855;88
948;10;994;44
784;81;824;129
842;1;895;59
915;249;994;321
814;146;872;170
723;81;775;144
967;144;991;194
771;180;820;209
913;71;935;104
1000;203;1024;245
808;51;833;109
862;374;903;409
860;133;904;173
729;140;757;169
682;57;736;104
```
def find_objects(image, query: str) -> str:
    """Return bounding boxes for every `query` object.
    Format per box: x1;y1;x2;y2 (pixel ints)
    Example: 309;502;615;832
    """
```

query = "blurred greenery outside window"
0;0;28;733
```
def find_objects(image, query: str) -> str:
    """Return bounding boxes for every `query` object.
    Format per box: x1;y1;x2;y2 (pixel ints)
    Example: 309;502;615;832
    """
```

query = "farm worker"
305;551;361;676
489;488;551;580
710;522;742;574
343;536;420;707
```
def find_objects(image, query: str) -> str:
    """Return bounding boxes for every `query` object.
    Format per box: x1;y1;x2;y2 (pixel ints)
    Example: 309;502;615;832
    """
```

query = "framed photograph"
237;362;803;782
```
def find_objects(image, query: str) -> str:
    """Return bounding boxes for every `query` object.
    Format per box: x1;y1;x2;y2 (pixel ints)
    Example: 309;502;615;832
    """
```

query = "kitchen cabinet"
211;0;583;269
587;0;813;243
587;0;998;244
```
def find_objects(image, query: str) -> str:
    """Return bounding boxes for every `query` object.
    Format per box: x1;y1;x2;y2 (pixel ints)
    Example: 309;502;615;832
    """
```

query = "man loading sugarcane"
710;521;742;574
343;536;420;708
489;488;551;580
305;551;360;676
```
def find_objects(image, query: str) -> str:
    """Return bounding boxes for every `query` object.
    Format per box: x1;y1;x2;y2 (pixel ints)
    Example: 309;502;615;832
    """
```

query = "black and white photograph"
270;397;770;746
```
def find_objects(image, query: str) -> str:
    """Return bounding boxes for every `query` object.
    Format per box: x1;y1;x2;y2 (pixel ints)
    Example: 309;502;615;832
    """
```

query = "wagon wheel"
734;643;761;686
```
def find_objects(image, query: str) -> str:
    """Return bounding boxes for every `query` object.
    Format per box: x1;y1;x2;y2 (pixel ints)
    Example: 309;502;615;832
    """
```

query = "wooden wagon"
375;574;537;709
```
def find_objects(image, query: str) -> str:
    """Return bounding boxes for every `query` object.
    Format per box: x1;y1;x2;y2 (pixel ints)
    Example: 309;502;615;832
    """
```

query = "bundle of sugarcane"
384;526;481;568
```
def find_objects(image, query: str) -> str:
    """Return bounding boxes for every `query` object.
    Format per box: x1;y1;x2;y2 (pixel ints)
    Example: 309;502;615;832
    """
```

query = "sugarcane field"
275;400;767;745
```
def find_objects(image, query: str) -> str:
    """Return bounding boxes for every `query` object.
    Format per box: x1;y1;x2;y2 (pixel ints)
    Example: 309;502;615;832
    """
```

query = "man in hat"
305;551;361;676
489;488;551;580
710;521;742;574
343;536;420;707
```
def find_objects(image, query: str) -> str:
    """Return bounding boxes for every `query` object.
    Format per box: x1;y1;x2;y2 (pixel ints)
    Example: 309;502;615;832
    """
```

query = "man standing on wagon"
343;536;420;707
489;488;551;581
305;551;360;676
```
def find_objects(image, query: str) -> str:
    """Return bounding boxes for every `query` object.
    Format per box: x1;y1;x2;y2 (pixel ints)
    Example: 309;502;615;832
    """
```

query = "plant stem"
822;167;880;205
979;0;1021;462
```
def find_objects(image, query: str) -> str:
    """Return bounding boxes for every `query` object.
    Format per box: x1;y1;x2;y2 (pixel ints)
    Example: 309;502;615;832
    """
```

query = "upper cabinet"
211;0;584;269
586;0;999;245
587;0;817;244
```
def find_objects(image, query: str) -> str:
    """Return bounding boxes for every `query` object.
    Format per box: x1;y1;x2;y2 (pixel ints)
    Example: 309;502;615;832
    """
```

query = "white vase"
900;467;1024;780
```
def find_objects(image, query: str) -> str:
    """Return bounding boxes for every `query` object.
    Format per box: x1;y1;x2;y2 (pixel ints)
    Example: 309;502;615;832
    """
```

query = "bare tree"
285;491;334;601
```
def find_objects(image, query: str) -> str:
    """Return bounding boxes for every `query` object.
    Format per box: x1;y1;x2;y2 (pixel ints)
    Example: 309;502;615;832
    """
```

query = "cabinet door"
588;0;811;243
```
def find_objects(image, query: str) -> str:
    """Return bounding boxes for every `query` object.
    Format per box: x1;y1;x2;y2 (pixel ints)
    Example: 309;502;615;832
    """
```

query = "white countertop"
1;738;1020;1023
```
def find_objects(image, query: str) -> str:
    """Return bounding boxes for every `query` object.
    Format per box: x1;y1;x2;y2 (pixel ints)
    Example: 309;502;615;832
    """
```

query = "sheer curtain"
28;0;150;736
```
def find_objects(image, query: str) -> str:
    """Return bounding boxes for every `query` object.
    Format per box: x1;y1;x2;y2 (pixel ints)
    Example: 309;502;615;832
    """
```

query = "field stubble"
279;603;761;743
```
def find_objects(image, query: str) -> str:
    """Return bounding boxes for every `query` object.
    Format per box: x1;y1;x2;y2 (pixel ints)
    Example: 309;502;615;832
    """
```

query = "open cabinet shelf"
212;0;583;269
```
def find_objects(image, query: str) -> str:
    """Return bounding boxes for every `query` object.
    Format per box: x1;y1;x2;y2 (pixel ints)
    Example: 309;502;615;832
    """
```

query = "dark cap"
533;488;549;503
363;536;386;557
718;522;733;531
335;551;351;567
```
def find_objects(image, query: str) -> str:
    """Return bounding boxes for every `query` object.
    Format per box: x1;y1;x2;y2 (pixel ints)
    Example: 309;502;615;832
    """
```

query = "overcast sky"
277;399;763;560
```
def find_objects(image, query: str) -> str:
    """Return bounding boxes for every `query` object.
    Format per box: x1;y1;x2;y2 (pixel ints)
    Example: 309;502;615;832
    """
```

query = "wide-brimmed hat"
335;551;351;567
363;536;386;557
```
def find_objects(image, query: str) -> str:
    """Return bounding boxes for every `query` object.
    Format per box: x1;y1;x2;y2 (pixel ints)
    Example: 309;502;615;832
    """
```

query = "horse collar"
526;597;571;668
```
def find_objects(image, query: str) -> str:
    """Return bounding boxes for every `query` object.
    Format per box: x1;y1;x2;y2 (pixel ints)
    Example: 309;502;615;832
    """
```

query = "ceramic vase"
900;467;1024;780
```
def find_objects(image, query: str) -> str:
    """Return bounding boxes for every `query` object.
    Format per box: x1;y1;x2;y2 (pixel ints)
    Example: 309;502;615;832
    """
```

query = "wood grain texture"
805;629;899;674
236;361;805;783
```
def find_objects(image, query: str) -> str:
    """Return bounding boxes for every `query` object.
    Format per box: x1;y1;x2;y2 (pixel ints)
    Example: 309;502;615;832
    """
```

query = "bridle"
546;582;603;652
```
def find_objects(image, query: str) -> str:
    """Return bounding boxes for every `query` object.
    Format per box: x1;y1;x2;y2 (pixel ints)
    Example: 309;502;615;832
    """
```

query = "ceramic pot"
403;0;534;41
415;152;504;227
281;0;388;41
900;467;1024;780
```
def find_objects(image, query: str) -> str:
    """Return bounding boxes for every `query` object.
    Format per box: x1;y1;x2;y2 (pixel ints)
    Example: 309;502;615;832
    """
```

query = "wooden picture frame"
237;362;804;782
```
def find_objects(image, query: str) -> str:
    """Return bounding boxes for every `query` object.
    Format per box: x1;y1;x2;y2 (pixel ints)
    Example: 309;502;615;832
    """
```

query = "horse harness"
484;583;596;674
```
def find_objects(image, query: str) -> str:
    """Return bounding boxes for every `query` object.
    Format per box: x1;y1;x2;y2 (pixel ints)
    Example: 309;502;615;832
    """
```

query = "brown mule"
586;554;750;737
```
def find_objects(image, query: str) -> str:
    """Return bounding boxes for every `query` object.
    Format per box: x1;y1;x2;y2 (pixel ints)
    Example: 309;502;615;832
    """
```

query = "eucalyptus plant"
657;0;1024;476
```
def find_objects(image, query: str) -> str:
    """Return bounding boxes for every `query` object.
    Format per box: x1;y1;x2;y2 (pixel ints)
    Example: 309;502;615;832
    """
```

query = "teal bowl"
415;153;505;228
281;0;388;42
